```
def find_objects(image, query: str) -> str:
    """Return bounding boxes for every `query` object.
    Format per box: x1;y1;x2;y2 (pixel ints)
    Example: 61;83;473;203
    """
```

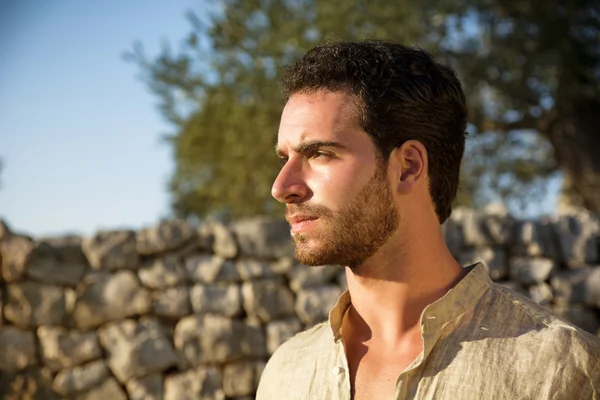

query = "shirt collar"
328;262;492;341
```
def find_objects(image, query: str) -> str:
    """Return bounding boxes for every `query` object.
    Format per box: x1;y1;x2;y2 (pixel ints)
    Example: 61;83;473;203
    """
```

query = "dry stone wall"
1;207;599;399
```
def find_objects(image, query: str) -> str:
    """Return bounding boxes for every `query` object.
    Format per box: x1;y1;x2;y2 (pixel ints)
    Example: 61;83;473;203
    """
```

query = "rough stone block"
481;204;515;246
196;223;216;252
1;235;35;282
98;317;177;382
223;361;264;397
270;257;294;275
38;326;101;371
242;280;295;322
509;257;555;285
266;318;302;354
230;217;294;259
0;327;37;371
287;264;339;292
450;208;489;248
139;255;187;289
164;367;224;400
82;230;139;270
64;287;77;315
527;282;553;306
295;285;343;324
209;221;238;258
190;284;241;317
186;255;240;283
75;377;127;400
174;314;266;365
236;259;276;280
513;219;561;259
554;212;600;268
458;247;508;280
52;359;108;396
0;367;57;400
16;238;87;286
551;267;600;307
73;271;150;329
513;221;540;256
27;259;86;286
126;374;163;400
4;282;66;328
152;286;191;318
137;219;195;255
38;235;87;265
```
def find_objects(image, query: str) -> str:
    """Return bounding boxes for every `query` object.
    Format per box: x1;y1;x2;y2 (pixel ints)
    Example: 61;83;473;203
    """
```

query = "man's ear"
391;140;428;194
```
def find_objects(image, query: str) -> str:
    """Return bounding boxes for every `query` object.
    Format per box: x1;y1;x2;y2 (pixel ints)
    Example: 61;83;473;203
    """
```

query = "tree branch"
476;109;556;133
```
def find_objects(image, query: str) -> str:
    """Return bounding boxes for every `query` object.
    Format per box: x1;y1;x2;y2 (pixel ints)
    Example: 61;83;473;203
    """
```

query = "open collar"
328;263;493;342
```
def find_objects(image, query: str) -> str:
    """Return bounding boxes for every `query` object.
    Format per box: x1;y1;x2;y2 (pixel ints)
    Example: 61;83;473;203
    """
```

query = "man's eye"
279;157;288;165
311;151;329;159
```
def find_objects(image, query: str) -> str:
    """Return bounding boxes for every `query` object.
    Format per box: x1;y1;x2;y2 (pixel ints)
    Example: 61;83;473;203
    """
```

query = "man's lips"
287;215;319;233
286;215;318;224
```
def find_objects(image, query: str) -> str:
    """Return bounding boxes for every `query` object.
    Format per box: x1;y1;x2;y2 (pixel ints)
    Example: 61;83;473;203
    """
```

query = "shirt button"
332;366;345;376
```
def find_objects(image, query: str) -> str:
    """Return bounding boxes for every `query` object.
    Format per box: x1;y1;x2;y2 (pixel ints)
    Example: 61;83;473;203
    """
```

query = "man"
256;40;600;399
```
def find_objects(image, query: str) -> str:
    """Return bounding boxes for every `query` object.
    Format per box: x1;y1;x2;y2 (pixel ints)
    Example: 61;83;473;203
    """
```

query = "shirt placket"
392;313;450;399
331;338;352;400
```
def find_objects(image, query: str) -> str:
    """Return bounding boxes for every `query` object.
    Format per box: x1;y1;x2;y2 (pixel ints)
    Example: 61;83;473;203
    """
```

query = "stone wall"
0;207;599;399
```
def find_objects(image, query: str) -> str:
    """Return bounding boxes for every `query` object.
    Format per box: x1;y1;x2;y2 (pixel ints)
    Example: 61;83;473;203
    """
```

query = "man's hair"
282;40;467;224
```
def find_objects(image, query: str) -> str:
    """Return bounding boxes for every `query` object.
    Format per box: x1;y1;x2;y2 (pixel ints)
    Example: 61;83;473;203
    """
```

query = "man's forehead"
276;92;362;152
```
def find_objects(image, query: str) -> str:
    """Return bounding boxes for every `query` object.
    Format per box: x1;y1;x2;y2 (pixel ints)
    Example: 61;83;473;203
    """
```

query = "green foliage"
130;0;600;218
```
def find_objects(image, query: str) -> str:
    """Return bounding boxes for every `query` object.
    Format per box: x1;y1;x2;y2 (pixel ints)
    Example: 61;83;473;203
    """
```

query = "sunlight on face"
273;91;400;267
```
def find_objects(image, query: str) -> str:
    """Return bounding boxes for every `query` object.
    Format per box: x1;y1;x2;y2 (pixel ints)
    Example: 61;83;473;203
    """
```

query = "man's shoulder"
483;283;600;358
256;322;333;399
440;283;600;397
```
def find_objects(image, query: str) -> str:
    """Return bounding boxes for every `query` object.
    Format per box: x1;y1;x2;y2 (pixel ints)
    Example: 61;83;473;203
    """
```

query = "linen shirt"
257;263;600;399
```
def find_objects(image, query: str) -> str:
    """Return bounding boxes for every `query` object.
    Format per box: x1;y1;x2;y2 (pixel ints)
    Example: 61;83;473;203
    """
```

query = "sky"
0;0;201;237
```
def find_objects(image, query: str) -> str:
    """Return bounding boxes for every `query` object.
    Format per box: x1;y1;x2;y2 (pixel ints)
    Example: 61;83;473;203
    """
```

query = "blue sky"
0;0;201;236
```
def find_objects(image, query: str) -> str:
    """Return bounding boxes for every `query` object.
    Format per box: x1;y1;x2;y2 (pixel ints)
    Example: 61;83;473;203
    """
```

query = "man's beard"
287;164;399;268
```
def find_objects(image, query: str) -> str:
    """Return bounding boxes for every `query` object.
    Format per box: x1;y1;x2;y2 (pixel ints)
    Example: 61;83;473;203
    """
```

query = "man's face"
272;91;399;267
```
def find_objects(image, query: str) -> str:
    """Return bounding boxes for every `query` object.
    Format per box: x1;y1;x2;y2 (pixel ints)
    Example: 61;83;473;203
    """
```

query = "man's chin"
294;242;331;266
295;252;329;266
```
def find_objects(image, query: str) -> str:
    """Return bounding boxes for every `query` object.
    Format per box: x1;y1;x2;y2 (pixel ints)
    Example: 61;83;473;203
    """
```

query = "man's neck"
343;225;466;346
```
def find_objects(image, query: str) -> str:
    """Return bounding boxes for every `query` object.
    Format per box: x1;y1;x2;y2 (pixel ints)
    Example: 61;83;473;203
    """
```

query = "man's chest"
348;345;423;400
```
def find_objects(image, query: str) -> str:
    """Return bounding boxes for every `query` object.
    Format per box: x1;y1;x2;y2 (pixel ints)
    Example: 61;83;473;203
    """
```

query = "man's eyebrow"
275;140;349;157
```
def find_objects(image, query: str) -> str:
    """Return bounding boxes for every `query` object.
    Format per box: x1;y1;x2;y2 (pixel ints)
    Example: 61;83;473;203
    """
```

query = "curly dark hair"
282;40;467;224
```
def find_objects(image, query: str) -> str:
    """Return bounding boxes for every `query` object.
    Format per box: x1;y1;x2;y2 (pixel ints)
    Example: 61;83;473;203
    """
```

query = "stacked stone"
0;217;342;399
1;207;599;399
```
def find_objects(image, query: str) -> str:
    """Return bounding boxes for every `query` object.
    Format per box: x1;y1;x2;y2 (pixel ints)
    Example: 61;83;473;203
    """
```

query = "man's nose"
271;160;309;204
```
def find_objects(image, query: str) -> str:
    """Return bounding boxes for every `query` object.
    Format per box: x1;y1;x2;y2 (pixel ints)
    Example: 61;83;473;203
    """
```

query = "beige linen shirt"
257;263;600;399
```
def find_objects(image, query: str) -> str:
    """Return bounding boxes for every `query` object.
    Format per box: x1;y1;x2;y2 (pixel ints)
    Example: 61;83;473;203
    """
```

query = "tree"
436;0;600;213
130;0;600;218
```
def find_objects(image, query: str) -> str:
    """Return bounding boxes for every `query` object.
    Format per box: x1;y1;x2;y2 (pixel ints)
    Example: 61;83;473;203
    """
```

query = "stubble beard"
290;164;399;268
